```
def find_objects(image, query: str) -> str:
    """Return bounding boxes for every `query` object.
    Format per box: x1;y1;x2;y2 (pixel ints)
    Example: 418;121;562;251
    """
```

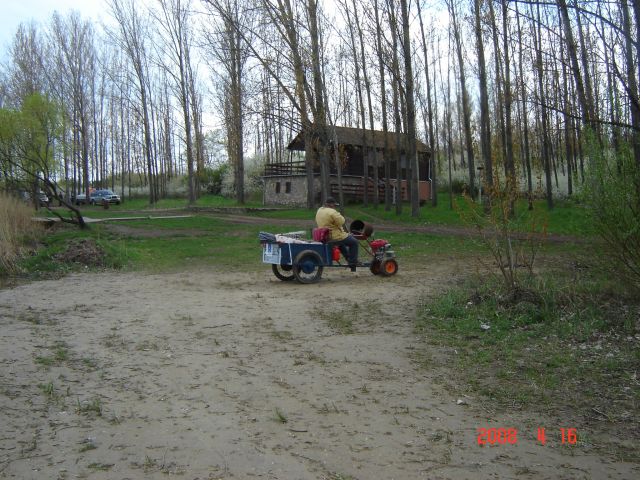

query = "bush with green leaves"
580;134;640;290
458;172;547;293
201;164;229;195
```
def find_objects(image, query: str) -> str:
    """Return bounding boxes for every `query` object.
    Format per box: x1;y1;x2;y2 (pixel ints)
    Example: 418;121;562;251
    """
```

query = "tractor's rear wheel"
370;259;381;275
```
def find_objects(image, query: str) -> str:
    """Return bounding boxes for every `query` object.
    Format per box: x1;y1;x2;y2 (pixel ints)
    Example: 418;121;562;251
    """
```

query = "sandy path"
0;263;637;479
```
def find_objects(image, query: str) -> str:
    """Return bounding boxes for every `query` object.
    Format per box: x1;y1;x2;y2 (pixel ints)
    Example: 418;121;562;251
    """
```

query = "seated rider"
315;197;359;271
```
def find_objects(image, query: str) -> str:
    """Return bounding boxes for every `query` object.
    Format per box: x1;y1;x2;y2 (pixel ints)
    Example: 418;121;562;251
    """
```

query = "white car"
90;189;121;205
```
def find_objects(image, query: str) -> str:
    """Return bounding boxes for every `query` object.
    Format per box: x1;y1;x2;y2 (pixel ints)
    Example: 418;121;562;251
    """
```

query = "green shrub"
448;178;469;194
201;164;230;195
580;134;640;291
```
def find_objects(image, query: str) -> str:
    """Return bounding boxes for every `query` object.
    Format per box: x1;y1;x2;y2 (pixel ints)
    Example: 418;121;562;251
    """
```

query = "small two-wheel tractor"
260;221;398;284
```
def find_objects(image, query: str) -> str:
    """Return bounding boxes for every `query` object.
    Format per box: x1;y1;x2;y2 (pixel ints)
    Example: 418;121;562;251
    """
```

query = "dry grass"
0;192;42;273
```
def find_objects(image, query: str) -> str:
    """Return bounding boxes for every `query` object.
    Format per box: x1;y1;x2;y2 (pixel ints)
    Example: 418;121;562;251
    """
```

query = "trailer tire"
272;264;295;281
293;250;324;284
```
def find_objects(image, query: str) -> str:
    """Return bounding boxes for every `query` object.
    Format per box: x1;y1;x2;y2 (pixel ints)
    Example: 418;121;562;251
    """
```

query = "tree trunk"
417;0;436;207
501;0;515;210
621;0;640;176
400;0;419;216
374;0;392;211
474;0;493;203
515;0;533;208
533;3;554;209
343;0;369;206
448;0;476;196
307;0;330;200
556;0;594;131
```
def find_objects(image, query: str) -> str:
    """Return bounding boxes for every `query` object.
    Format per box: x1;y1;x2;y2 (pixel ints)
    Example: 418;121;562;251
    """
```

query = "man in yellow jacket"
315;197;359;271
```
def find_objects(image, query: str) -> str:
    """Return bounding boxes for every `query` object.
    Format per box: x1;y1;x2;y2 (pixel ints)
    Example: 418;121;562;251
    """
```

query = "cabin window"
275;182;281;193
285;182;291;193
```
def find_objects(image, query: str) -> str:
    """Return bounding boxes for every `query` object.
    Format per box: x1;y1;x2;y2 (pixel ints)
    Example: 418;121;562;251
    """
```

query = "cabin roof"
287;125;429;153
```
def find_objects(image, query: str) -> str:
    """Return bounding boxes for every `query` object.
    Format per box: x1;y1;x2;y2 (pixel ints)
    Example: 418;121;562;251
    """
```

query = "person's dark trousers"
334;234;359;266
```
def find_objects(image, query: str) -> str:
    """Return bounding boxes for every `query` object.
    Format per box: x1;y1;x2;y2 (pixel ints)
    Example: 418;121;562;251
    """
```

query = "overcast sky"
1;0;107;59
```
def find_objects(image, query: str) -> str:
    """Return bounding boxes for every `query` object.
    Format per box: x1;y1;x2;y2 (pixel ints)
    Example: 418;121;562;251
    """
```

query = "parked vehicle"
37;192;50;207
19;189;50;207
90;189;121;205
74;193;87;205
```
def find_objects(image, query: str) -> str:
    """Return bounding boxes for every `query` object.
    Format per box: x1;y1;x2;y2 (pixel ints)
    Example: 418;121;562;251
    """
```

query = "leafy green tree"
0;93;86;227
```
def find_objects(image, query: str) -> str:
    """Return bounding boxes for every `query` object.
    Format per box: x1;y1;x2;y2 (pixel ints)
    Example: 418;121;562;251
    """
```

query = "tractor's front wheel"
380;258;398;277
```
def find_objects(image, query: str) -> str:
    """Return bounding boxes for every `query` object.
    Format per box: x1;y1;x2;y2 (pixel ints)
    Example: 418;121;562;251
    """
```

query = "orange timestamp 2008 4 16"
476;427;578;446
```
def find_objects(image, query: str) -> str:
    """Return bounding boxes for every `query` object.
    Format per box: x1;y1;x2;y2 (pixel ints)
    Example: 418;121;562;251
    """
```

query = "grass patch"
79;438;97;452
35;342;69;367
54;344;69;362
273;407;288;424
87;463;113;471
81;357;99;370
38;381;69;405
76;397;103;416
38;381;55;398
79;442;97;453
239;195;593;236
281;196;593;236
98;216;271;271
18;225;128;275
18;311;44;324
315;306;355;334
417;268;639;457
73;194;263;214
271;330;294;341
329;474;356;480
35;356;55;367
135;340;159;351
313;300;389;334
102;333;128;350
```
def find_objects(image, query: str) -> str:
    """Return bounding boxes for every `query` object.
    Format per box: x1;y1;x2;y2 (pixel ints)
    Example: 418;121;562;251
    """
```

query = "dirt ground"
1;261;638;479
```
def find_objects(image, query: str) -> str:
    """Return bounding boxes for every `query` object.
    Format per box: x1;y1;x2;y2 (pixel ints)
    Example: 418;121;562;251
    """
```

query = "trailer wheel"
293;250;324;284
272;264;295;281
380;258;398;277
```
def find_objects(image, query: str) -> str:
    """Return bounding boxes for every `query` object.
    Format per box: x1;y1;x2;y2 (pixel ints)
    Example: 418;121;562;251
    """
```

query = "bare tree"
399;0;419;216
203;0;251;204
473;0;493;200
5;23;46;104
154;0;198;204
340;0;370;205
49;12;96;204
447;0;476;197
373;0;392;210
108;0;157;204
620;0;640;176
532;2;554;209
417;0;436;207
